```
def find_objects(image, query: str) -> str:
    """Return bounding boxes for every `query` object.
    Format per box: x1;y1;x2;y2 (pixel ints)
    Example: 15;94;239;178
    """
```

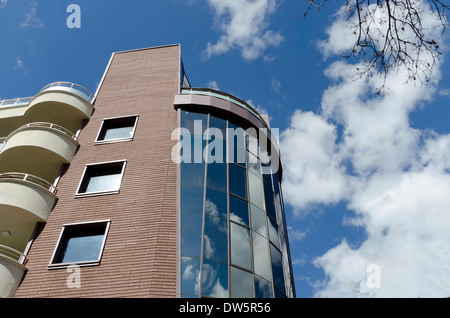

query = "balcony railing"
0;244;26;265
0;172;57;194
17;122;78;141
40;82;95;103
0;82;95;110
0;97;33;109
181;88;269;128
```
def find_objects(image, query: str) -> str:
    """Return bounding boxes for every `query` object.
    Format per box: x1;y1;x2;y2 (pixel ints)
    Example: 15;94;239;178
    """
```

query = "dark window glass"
181;212;203;258
264;184;277;221
228;122;246;167
181;257;201;297
51;222;108;264
268;218;280;249
77;161;125;195
205;188;227;219
97;116;137;142
206;162;227;192
181;161;205;187
181;186;204;213
230;267;254;298
202;259;229;298
181;111;208;134
230;223;252;270
263;170;273;190
270;245;286;295
229;163;247;199
255;275;273;298
203;214;228;263
229;195;249;227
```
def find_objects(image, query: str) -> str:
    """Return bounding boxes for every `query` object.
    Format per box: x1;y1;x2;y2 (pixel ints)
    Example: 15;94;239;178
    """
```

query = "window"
95;115;138;144
49;220;110;268
76;160;126;197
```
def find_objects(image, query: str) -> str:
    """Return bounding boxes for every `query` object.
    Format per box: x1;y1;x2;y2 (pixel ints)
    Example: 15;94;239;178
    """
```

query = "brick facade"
15;45;180;297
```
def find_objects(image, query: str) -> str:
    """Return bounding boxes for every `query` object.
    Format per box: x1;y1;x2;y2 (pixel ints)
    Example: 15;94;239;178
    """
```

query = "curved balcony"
0;173;57;251
0;122;80;182
0;245;27;298
26;82;95;133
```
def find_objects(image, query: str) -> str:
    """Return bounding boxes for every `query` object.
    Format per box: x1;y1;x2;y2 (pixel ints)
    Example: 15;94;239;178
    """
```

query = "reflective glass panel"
181;212;203;258
264;184;277;221
181;161;205;187
268;218;280;249
230;223;252;270
85;173;122;193
181;111;208;134
255;275;273;298
247;151;260;176
229;195;249;227
205;188;227;219
252;231;272;282
230;267;254;298
229;163;247;199
61;234;104;263
270;245;286;295
248;172;264;210
181;257;201;297
202;259;229;298
228;122;246;167
251;204;267;237
181;186;204;213
206;163;227;192
203;215;228;263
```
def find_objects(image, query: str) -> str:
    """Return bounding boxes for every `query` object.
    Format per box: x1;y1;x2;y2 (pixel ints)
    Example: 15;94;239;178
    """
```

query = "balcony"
0;173;57;252
0;122;80;183
0;82;95;136
0;245;27;298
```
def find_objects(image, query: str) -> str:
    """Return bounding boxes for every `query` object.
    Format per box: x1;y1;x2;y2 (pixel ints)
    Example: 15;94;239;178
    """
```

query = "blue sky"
2;0;450;298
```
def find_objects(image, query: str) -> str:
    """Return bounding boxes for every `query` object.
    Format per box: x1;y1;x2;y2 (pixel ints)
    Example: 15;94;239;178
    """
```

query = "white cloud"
281;1;450;297
20;1;43;29
13;58;24;70
206;80;220;90
205;0;284;61
0;0;7;9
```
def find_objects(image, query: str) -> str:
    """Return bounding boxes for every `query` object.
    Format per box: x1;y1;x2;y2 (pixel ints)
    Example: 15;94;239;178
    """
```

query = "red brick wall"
15;45;180;298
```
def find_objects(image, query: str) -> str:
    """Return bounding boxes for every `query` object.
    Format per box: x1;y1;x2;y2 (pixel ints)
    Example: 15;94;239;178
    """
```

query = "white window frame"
94;115;139;145
75;159;127;198
48;220;111;269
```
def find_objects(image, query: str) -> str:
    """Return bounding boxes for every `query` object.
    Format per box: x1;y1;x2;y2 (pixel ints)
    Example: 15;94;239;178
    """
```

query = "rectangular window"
95;115;138;144
76;160;126;197
49;220;110;268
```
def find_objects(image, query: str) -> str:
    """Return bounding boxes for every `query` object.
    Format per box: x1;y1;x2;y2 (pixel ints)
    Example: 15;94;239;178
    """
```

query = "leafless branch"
302;0;449;93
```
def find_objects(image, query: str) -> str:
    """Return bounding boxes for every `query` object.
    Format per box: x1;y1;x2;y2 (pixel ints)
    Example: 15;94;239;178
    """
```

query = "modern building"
0;44;295;298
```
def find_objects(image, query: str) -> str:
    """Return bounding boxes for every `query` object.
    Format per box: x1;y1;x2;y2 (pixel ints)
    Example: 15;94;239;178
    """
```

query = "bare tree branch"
302;0;449;93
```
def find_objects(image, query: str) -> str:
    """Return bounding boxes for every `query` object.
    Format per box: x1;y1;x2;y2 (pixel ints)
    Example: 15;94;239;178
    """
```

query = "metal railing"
17;122;78;141
181;88;269;128
0;172;57;194
40;82;95;103
0;97;33;109
0;81;95;109
0;244;27;265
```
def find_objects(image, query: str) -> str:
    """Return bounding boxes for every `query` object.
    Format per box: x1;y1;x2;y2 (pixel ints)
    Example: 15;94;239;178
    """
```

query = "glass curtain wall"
179;110;294;298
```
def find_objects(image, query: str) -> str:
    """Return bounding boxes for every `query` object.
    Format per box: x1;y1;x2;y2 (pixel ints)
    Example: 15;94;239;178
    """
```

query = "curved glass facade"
179;109;295;298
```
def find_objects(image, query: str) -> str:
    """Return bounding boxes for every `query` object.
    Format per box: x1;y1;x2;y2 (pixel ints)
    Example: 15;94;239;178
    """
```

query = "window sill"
94;138;134;145
75;190;120;198
48;260;100;270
